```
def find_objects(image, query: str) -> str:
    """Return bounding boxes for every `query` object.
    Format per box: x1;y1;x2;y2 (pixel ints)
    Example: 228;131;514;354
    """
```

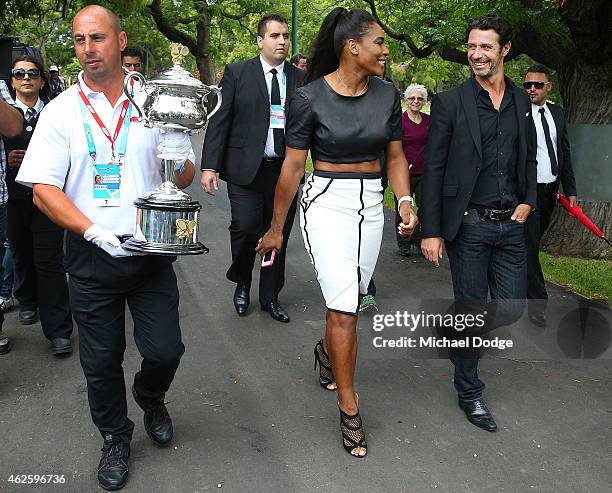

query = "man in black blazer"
200;13;304;323
523;65;577;328
421;13;537;432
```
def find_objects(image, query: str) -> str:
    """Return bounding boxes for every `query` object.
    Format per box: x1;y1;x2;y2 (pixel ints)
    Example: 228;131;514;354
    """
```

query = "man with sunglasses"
0;79;24;355
523;65;577;328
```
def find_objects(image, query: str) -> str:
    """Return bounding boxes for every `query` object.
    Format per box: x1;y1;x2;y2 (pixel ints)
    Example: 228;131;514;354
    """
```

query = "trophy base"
122;237;209;256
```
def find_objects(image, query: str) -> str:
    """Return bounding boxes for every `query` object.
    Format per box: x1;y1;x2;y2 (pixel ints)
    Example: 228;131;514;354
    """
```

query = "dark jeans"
0;205;6;327
0;239;13;299
524;183;558;315
445;209;527;400
395;174;422;246
65;233;185;443
7;199;72;340
226;161;298;306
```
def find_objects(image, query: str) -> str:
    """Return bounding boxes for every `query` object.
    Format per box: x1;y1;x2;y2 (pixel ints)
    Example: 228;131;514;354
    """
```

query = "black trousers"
7;198;72;340
226;160;298;306
0;204;6;328
65;233;185;443
524;182;559;314
395;174;422;246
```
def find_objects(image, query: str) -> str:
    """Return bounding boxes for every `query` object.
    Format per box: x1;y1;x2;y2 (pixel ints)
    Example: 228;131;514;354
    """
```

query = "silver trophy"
122;43;221;255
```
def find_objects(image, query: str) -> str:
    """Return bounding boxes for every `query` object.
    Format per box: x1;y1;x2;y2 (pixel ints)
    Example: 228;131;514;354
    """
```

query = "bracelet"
397;195;413;212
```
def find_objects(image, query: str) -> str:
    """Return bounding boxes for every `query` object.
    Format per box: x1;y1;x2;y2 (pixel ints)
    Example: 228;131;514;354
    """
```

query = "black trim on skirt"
313;170;382;180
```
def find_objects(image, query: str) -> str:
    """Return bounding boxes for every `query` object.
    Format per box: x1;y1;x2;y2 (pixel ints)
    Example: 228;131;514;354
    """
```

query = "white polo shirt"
531;102;558;184
17;72;195;236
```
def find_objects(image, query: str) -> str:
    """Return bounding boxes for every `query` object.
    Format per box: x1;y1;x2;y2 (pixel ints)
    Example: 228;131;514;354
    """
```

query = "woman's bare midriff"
314;158;381;173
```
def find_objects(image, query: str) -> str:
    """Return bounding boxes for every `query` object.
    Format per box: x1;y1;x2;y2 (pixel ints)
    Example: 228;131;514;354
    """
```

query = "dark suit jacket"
200;56;304;185
421;78;538;242
547;101;577;197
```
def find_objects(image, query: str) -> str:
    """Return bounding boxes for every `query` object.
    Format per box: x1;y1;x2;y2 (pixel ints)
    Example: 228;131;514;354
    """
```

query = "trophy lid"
144;182;192;203
147;44;208;91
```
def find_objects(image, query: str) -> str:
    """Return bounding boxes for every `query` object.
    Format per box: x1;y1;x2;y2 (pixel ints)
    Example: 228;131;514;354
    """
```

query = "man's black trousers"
524;182;558;314
226;160;298;306
65;233;185;443
7;198;72;340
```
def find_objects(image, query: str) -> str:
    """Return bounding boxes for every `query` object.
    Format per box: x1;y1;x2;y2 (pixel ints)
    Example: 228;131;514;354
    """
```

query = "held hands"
511;203;533;223
255;228;283;257
84;224;138;258
157;129;192;165
397;202;418;237
200;170;219;196
7;149;26;167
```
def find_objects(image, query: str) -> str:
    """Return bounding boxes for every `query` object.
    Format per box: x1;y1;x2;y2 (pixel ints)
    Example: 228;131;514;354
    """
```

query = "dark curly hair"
466;12;513;48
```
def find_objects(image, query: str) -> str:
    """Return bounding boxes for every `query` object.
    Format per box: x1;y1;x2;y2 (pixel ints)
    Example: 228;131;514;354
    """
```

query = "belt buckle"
488;209;505;221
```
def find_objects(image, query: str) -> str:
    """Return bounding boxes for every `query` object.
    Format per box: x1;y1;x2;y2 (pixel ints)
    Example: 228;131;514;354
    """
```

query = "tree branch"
149;0;197;53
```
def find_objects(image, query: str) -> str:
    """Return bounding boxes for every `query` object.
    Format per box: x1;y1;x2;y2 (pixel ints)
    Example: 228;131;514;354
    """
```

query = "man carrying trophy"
16;5;195;490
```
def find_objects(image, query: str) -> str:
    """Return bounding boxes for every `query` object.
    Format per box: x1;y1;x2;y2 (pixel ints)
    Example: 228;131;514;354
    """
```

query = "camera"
0;36;42;84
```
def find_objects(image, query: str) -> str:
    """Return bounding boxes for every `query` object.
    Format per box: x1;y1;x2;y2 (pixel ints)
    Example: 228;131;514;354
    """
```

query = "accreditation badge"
269;104;285;129
93;163;121;207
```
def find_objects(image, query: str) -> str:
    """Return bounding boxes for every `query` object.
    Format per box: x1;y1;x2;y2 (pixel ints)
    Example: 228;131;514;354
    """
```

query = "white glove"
157;129;192;167
84;224;136;258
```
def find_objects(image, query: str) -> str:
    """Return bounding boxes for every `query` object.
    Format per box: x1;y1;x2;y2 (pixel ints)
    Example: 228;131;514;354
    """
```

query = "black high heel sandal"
313;339;336;391
339;406;368;457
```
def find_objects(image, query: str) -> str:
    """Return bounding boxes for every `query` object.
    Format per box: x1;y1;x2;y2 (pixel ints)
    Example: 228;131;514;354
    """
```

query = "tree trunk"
195;10;215;84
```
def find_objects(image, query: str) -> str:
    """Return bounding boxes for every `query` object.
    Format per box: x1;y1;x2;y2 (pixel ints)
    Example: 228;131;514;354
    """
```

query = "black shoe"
261;299;290;323
529;312;547;328
19;309;38;325
131;386;173;446
0;334;10;355
233;284;250;316
97;436;129;491
50;338;72;356
458;398;497;432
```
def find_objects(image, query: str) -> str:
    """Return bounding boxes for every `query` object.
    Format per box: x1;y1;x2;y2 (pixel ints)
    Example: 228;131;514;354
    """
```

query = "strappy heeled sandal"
313;339;336;391
339;405;368;457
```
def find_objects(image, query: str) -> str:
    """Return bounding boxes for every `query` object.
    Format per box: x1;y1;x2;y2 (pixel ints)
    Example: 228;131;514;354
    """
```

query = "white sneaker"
0;297;14;312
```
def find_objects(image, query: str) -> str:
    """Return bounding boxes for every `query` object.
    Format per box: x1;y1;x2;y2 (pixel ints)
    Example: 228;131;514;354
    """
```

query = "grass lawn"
539;252;611;301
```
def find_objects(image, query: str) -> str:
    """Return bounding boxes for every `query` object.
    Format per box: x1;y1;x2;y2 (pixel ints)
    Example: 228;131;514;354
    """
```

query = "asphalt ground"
1;179;610;493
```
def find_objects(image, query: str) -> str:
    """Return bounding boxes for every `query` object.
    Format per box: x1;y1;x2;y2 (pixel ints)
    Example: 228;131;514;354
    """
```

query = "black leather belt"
537;182;557;189
261;156;283;164
477;208;514;221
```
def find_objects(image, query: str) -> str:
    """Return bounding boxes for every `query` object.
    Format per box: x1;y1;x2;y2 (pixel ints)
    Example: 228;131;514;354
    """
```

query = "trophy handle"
204;85;222;120
123;71;147;121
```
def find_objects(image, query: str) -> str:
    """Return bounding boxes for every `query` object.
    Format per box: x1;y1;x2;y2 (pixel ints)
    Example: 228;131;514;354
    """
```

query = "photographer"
0;77;24;354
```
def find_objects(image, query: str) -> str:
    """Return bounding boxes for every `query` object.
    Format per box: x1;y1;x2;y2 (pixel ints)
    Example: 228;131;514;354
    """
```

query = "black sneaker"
97;436;129;491
131;386;173;446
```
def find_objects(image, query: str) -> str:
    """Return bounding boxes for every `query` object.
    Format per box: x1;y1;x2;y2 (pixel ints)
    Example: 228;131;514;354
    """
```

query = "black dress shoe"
458;398;497;432
261;299;290;323
50;338;72;355
132;386;173;446
233;284;250;316
19;309;38;325
529;312;547;328
97;437;130;491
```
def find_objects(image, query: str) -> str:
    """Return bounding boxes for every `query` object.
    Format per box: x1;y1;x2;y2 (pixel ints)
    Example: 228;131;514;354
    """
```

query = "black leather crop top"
285;76;403;163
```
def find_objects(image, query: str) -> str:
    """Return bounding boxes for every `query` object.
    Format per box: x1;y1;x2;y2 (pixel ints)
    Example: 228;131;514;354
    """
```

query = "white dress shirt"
16;72;195;236
14;97;45;118
531;102;558;184
259;55;286;158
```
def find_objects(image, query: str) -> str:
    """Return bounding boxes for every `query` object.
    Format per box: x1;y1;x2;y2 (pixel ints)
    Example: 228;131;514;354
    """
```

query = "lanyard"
77;81;133;161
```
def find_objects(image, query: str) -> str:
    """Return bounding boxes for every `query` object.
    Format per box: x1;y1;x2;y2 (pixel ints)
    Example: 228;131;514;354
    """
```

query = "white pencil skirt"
300;170;384;315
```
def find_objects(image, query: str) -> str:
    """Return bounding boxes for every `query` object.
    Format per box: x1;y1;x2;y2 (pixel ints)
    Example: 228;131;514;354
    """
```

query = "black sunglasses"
11;68;41;80
523;81;547;90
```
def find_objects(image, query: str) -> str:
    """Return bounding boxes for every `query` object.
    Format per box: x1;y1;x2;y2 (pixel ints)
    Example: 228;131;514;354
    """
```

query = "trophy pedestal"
122;181;209;256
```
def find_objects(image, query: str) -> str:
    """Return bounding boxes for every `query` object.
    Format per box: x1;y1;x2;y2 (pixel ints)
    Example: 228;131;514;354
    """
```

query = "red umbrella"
557;192;611;245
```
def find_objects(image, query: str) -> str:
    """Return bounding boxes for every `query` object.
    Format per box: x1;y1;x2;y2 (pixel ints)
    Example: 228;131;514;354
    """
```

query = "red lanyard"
77;82;130;159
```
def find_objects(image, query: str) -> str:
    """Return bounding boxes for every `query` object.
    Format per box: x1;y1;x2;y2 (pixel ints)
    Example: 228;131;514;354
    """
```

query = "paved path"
1;181;610;493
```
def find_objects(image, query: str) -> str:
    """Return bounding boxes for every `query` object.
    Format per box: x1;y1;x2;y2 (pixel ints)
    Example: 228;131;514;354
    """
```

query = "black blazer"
201;56;304;185
3;107;39;200
547;102;577;197
421;78;538;242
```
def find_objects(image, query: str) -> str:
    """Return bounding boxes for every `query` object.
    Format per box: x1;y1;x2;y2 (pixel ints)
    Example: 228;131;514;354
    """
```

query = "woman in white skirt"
257;7;417;458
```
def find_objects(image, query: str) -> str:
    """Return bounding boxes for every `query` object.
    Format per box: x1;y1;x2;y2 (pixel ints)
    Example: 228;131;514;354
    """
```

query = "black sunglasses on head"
11;68;41;80
523;81;547;90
